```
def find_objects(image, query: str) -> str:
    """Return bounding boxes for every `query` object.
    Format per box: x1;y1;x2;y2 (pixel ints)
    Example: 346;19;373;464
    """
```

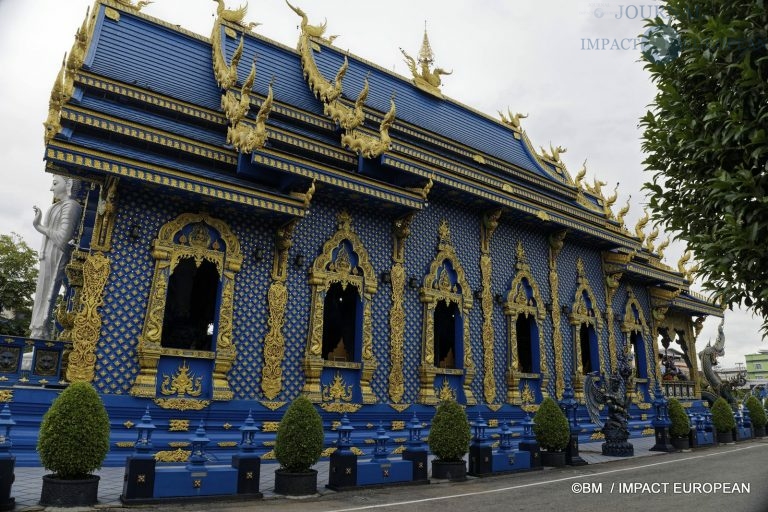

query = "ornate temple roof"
41;0;720;306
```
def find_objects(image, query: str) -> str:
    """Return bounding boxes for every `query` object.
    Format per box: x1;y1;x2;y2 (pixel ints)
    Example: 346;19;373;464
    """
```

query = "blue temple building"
6;0;721;465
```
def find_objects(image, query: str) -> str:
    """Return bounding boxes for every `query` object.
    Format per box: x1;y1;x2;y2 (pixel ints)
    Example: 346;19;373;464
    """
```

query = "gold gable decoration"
417;220;475;405
131;213;242;401
400;23;452;98
288;1;395;159
504;241;549;404
304;211;378;404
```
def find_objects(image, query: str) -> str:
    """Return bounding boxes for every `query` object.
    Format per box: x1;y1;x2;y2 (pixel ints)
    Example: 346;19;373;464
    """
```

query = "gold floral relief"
548;230;567;399
261;281;288;400
131;213;242;401
479;209;500;405
67;252;110;383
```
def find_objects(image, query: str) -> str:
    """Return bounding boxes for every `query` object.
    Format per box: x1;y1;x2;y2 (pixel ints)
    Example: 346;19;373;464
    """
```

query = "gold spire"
418;21;434;66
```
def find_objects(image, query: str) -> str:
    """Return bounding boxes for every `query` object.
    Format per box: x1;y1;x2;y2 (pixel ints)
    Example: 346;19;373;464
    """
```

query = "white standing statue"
28;175;82;339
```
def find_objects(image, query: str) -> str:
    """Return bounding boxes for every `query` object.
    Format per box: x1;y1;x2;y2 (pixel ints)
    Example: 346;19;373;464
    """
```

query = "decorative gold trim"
304;211;378;404
131;213;242;401
116;441;135;448
154;398;211;411
168;419;190;431
0;390;13;403
389;403;410;412
160;361;203;397
154;449;190;462
602;259;622;373
621;290;652;394
168;442;190;448
388;213;414;403
504;242;548;403
548;230;567;399
104;6;120;21
418;221;474;405
217;441;238;447
319;402;362;413
261;220;298;400
399;26;452;97
260;421;280;432
480;210;501;404
67;252;110;383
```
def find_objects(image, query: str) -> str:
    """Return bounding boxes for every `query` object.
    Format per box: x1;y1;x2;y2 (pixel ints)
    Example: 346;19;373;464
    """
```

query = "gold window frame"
504;242;548;403
130;213;243;402
621;289;652;382
568;258;604;396
303;211;378;404
417;220;475;405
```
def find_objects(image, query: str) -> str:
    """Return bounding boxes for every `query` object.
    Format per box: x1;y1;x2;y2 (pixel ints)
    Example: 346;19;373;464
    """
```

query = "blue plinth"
153;465;238;498
736;427;752;441
491;450;531;474
356;460;412;486
696;430;714;446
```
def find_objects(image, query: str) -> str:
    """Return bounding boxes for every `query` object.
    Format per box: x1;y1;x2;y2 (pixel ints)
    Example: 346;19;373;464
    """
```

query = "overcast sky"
0;0;763;368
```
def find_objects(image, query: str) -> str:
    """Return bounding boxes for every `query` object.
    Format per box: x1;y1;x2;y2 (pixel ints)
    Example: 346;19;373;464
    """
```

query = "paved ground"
11;436;665;510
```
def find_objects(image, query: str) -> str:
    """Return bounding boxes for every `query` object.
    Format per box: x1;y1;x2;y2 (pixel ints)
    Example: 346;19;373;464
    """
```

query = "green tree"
640;1;768;330
0;233;38;336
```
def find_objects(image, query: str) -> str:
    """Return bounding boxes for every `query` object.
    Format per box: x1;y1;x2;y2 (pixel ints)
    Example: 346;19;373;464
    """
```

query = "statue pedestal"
565;433;587;466
650;426;675;452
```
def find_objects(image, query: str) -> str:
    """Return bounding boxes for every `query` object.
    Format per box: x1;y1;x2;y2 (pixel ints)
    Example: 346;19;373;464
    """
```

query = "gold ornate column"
388;213;414;403
66;251;110;383
261;219;298;400
603;271;622;373
548;230;567;399
480;209;501;404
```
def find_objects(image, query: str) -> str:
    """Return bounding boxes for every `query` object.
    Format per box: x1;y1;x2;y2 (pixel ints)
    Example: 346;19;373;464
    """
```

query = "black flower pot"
540;450;566;468
40;474;99;507
431;460;467;481
716;430;733;444
274;469;317;496
754;425;766;438
671;436;689;451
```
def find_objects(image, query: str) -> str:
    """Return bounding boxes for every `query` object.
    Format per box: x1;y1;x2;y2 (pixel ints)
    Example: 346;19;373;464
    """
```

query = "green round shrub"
274;395;324;472
37;381;110;479
668;398;690;437
711;397;736;433
745;396;767;429
428;399;470;462
533;397;570;451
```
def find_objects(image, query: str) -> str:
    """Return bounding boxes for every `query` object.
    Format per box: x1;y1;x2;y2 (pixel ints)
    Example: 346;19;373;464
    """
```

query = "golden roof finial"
418;21;434;66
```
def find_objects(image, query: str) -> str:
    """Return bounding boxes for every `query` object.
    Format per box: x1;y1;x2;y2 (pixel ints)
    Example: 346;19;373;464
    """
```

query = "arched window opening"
580;323;593;374
434;301;459;369
322;282;360;362
516;313;533;373
161;257;219;351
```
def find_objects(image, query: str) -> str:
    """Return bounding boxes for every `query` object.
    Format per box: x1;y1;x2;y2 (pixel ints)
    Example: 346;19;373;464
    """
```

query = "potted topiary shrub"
428;398;470;481
273;395;324;496
533;397;570;467
745;396;767;438
711;397;736;444
668;398;691;451
37;381;110;507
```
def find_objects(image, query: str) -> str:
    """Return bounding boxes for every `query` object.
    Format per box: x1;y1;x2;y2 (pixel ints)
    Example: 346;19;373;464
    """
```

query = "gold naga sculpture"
585;176;606;197
213;0;261;30
288;1;393;158
574;160;587;189
400;23;452;97
227;75;274;154
634;209;650;242
644;225;659;253
498;108;527;130
114;0;153;11
616;196;631;228
341;95;397;158
656;236;670;260
603;183;619;219
677;250;692;274
540;143;567;164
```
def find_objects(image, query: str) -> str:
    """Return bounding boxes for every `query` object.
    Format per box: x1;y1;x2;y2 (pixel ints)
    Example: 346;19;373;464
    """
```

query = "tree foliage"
668;397;691;437
37;382;111;479
427;398;470;461
274;395;324;473
532;397;571;451
640;0;768;330
711;397;736;433
745;395;767;429
0;233;37;336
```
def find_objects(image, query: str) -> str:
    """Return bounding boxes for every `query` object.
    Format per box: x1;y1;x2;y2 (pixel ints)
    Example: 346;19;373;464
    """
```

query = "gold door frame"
130;212;243;403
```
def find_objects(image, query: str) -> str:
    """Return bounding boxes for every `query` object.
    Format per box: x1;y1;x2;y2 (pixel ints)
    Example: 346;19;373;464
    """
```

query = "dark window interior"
161;257;219;351
516;313;533;373
580;323;592;374
322;282;359;362
434;301;458;369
